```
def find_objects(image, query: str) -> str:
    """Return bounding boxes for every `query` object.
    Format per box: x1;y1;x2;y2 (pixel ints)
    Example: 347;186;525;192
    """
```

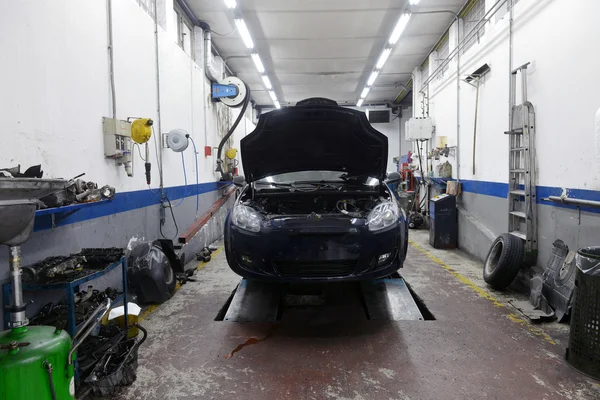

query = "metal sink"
0;178;66;246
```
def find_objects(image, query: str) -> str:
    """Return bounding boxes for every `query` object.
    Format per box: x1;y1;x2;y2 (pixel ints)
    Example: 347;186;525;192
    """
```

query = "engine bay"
240;183;391;218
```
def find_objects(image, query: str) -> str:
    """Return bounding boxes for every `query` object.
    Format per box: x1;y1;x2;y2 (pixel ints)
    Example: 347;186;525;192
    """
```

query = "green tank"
0;326;75;400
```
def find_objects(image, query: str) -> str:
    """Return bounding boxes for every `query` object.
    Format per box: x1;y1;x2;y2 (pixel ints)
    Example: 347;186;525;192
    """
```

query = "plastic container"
566;247;600;380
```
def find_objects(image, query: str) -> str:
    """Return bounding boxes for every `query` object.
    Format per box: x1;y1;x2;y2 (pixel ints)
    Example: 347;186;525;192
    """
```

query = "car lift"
223;277;424;322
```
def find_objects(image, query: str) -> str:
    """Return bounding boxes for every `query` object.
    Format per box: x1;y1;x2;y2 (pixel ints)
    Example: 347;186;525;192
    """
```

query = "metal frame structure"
505;62;537;262
2;257;129;339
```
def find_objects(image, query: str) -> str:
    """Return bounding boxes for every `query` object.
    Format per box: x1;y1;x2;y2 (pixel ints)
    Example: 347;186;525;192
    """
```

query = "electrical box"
103;117;132;159
406;117;434;141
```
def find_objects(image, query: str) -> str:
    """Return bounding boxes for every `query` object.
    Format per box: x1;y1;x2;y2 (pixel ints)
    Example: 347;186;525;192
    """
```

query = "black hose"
44;361;57;400
215;82;251;178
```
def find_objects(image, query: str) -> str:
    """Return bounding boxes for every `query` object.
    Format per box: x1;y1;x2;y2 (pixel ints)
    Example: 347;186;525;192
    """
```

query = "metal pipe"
69;298;111;365
8;246;26;327
153;0;164;196
203;29;220;83
509;0;514;136
421;0;508;88
545;196;600;209
107;0;116;119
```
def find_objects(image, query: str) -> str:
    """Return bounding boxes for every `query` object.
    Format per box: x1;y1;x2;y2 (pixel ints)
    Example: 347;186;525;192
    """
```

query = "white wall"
414;0;600;189
0;0;254;195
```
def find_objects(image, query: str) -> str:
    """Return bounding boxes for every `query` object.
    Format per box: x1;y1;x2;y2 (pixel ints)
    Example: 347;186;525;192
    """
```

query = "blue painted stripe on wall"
458;179;600;214
33;182;229;232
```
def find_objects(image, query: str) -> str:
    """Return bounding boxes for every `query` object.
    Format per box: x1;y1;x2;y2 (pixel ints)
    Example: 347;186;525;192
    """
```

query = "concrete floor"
115;230;600;400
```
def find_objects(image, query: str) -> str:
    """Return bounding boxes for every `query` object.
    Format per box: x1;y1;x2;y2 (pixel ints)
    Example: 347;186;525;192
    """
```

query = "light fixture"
224;0;236;8
274;100;281;109
261;75;272;90
356;98;364;107
389;13;411;45
361;87;370;99
376;48;392;69
234;19;254;49
367;71;379;86
409;0;420;4
251;53;265;73
268;90;277;102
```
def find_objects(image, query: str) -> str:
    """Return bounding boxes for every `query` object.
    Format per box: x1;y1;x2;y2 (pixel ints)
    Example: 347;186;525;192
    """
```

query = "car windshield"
255;171;379;186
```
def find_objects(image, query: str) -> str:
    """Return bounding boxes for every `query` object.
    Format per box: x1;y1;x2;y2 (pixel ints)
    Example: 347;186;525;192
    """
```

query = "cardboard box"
446;181;462;196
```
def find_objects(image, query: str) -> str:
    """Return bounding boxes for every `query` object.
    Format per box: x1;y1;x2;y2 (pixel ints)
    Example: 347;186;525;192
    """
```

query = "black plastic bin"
566;247;600;380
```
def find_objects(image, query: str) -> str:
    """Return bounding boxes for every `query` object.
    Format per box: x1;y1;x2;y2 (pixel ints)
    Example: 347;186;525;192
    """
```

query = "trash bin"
566;247;600;379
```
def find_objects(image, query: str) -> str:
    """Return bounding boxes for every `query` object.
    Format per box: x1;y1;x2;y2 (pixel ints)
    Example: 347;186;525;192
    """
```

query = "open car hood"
240;98;388;182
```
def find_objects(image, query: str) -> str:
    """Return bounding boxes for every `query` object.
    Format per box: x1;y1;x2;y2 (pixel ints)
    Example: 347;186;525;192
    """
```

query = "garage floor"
115;230;600;400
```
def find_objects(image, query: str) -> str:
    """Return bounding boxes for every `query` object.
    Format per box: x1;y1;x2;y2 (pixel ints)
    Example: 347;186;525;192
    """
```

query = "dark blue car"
224;98;408;282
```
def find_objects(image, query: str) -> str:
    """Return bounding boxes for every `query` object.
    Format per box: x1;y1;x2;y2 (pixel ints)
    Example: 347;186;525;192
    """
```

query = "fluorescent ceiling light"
261;75;272;90
360;87;370;99
376;48;392;69
224;0;236;8
268;90;277;102
409;0;420;4
251;53;265;73
356;98;364;107
367;71;379;86
234;19;254;49
274;100;281;109
389;13;411;45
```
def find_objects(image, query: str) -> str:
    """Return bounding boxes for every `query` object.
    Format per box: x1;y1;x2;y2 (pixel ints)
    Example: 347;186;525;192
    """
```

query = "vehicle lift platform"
222;276;424;322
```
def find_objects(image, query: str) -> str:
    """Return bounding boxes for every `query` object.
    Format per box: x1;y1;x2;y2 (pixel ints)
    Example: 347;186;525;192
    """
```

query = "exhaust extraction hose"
215;81;251;179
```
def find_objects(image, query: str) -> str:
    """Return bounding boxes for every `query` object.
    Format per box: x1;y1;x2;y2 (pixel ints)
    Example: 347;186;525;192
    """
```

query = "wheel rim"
164;262;173;284
485;240;503;275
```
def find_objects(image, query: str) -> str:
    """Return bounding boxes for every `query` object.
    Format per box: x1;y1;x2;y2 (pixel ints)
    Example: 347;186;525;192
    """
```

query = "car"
224;97;408;282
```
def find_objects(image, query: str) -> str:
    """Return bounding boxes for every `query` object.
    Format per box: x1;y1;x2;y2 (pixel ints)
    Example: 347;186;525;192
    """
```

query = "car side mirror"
233;175;246;187
385;172;402;184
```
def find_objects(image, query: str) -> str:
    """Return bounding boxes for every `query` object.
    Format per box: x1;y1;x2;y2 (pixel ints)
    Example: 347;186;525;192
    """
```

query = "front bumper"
224;214;406;282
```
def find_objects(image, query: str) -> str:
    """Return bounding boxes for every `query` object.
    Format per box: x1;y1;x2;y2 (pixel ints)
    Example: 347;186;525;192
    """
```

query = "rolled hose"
215;81;251;179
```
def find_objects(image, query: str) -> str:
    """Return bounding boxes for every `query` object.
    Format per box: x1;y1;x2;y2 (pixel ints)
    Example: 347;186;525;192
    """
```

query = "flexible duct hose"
215;82;251;179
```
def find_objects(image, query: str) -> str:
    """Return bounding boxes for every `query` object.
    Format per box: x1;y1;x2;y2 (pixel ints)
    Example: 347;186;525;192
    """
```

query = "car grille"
274;260;357;278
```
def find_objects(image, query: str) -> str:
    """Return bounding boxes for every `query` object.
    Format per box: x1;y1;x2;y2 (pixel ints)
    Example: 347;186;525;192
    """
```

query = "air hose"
43;361;57;400
215;81;251;180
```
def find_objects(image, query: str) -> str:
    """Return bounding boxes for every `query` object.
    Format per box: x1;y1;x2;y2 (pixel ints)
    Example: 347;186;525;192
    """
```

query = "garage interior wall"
0;0;254;325
411;0;600;267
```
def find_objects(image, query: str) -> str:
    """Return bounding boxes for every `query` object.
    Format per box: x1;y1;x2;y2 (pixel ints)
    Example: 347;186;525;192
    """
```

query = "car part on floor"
566;246;600;380
407;211;424;229
483;233;524;289
127;240;179;304
541;239;576;322
429;194;457;249
85;324;147;397
196;247;212;262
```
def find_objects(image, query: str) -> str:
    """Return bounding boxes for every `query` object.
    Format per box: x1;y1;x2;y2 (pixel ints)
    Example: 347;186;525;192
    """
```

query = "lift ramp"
222;277;423;322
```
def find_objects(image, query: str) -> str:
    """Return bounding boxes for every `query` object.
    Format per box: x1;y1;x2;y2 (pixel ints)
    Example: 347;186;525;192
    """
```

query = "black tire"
483;233;524;289
164;262;176;294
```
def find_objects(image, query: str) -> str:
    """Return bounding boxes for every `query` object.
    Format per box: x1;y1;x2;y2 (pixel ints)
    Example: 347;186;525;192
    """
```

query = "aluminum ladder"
505;62;537;263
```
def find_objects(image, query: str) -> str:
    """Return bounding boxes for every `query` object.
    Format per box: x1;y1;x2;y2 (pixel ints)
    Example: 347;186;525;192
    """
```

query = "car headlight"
367;201;399;231
231;204;262;232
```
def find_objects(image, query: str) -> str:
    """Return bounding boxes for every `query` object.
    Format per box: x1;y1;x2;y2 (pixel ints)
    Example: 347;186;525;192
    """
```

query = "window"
136;0;156;20
436;34;450;80
462;0;486;54
174;8;194;56
420;61;430;92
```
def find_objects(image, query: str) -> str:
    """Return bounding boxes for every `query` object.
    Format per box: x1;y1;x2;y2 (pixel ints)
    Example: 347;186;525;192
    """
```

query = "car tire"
483;233;524;290
164;262;176;294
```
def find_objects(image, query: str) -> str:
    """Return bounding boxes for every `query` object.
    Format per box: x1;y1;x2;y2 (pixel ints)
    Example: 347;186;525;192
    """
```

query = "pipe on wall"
107;0;117;119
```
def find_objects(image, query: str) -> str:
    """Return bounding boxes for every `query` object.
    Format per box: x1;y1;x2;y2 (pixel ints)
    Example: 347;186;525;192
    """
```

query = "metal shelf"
35;199;112;229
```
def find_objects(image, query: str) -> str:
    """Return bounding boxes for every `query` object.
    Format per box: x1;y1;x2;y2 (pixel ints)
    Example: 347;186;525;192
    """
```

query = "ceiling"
187;0;466;108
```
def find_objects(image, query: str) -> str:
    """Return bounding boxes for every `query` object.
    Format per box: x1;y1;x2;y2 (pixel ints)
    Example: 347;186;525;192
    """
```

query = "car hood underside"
240;99;389;182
